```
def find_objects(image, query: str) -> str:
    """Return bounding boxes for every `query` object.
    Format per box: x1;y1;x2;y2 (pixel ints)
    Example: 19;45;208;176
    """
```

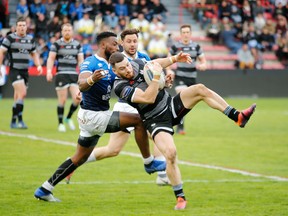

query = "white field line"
1;131;288;182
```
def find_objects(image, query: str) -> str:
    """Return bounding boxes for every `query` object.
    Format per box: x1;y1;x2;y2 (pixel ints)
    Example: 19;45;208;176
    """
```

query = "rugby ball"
143;61;166;90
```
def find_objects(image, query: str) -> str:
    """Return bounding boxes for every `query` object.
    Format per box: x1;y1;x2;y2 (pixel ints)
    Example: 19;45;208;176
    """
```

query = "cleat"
18;121;28;129
10;122;18;129
144;159;166;174
174;197;187;210
237;103;256;128
65;118;76;130
58;123;66;132
178;130;186;135
34;187;60;202
65;171;74;184
156;176;170;186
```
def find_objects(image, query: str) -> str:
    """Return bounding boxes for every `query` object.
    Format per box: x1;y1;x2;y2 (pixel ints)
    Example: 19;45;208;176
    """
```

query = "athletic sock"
47;158;77;187
57;105;64;124
173;184;186;200
143;155;154;165
11;104;17;123
16;102;24;122
86;150;97;163
223;106;240;122
66;103;78;119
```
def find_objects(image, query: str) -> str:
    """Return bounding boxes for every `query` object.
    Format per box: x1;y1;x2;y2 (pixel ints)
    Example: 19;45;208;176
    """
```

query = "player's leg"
65;84;80;130
174;78;187;135
11;80;27;129
153;131;187;210
56;87;68;132
179;84;256;127
153;144;170;185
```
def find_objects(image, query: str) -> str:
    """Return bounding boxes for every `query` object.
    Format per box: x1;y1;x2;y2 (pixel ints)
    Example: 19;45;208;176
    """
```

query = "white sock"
143;155;154;165
42;181;54;192
155;155;166;161
86;150;97;163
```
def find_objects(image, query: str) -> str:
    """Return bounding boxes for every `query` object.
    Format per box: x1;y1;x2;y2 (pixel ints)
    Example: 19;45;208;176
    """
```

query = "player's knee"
164;148;177;163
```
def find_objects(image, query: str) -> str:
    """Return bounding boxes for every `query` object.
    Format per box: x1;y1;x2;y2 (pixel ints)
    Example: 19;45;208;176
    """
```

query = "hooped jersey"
114;59;169;120
79;54;116;111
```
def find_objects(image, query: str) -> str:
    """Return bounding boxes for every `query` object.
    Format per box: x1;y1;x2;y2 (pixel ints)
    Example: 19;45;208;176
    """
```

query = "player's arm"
46;51;56;82
153;51;192;69
197;54;207;71
31;51;43;75
77;53;84;65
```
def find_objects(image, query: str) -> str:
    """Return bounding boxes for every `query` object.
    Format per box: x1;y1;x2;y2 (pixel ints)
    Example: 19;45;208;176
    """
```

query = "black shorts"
55;73;78;90
9;69;29;86
144;94;191;139
174;76;196;88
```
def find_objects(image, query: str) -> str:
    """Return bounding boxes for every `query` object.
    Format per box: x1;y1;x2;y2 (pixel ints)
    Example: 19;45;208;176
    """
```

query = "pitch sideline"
1;130;287;182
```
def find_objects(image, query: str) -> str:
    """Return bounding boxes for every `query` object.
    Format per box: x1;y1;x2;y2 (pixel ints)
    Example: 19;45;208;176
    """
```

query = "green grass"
0;98;287;216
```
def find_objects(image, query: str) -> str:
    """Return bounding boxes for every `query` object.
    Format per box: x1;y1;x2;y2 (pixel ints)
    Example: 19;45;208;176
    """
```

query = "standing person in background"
167;24;207;135
46;23;84;132
66;28;170;186
0;17;42;129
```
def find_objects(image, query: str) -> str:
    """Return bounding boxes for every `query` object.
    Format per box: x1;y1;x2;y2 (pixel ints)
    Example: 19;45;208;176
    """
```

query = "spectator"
129;12;150;46
101;0;119;29
254;12;266;34
253;0;265;18
206;16;221;44
47;16;62;38
69;0;83;24
275;15;287;38
242;0;253;23
220;24;243;54
115;0;129;18
82;38;93;58
91;0;102;20
218;0;232;20
237;43;255;69
275;32;288;67
35;13;48;41
147;32;169;59
273;1;285;17
258;27;276;51
76;13;94;39
128;0;140;20
138;0;154;21
29;0;46;21
45;0;58;19
82;0;93;15
230;0;242;24
55;0;69;19
149;16;165;34
151;0;168;24
263;18;276;36
37;37;49;66
16;0;29;19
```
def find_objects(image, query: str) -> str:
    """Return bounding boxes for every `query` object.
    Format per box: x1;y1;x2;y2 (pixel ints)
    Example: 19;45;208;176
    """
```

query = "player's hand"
175;51;193;64
165;73;173;88
37;65;43;76
46;69;53;82
91;69;108;82
147;61;163;79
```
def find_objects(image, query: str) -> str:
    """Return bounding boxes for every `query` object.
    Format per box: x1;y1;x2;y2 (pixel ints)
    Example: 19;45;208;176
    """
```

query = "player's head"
16;17;27;37
61;23;73;41
96;31;119;59
180;24;191;43
120;28;140;57
109;52;134;79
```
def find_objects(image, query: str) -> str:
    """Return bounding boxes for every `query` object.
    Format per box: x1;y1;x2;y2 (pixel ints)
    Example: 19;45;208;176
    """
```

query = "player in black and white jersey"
0;17;43;129
109;51;256;210
46;23;84;132
168;24;207;135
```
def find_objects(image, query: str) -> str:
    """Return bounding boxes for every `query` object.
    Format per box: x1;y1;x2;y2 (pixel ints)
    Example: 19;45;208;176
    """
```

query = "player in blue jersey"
66;28;170;186
34;31;166;202
109;51;256;210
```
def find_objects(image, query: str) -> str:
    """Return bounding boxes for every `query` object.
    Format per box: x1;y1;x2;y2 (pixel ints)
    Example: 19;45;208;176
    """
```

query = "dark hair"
180;24;191;31
16;17;26;25
96;31;117;45
120;28;140;41
109;52;125;68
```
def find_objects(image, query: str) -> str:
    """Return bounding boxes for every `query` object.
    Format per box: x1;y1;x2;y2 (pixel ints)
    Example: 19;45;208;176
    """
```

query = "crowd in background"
184;0;288;68
0;0;287;69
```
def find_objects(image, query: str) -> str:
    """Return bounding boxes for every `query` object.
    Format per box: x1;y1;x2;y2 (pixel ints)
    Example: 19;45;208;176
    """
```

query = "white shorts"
77;107;113;137
113;101;138;132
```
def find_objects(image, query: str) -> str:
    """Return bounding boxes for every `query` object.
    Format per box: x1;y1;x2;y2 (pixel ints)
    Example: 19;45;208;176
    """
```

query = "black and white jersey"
0;33;36;71
170;40;204;78
50;38;83;75
114;59;170;120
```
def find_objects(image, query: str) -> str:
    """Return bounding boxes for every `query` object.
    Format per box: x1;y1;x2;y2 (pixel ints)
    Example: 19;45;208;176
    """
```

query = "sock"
173;184;186;200
47;158;77;187
11;104;17;123
143;155;154;165
177;121;184;132
223;106;240;122
66;103;78;119
57;105;64;124
154;156;167;177
16;103;24;122
86;150;97;163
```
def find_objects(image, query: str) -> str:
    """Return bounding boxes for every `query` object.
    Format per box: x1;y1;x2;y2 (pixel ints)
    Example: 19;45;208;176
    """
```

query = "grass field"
0;98;287;216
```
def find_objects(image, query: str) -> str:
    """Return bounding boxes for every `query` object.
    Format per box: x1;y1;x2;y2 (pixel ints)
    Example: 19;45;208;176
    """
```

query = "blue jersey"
80;54;116;111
